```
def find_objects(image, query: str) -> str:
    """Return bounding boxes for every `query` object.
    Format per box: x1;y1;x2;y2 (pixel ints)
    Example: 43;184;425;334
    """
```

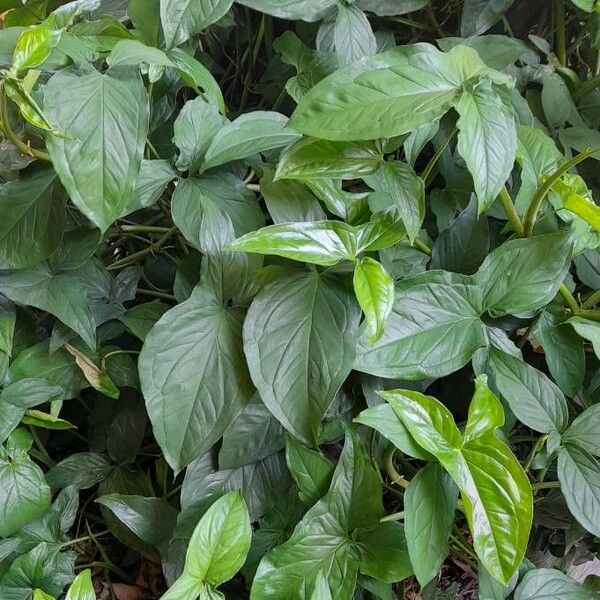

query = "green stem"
412;237;432;256
578;308;600;321
120;225;171;234
75;561;130;581
582;288;600;309
421;128;457;183
524;434;548;473
380;511;405;523
499;187;525;237
60;529;110;550
137;288;177;300
559;283;580;314
108;225;178;270
573;73;600;102
29;427;55;467
0;82;51;162
555;0;567;67
531;480;560;490
523;146;600;236
384;446;410;489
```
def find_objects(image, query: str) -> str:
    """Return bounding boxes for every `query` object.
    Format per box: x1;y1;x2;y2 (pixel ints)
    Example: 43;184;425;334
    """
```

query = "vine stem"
555;0;567;67
523;145;600;236
0;81;51;162
559;283;580;314
499;187;525;237
412;237;432;256
531;480;560;490
573;73;600;102
421;128;457;184
384;446;410;489
582;288;600;309
108;225;178;270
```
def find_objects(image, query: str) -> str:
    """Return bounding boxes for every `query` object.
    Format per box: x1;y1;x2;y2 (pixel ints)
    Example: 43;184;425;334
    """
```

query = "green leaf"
364;161;425;242
174;99;226;173
558;444;600;537
120;300;170;342
183;491;252;586
569;316;600;358
46;452;112;489
474;231;573;316
243;270;360;445
485;345;569;433
285;434;334;505
275;138;382;180
533;311;585;397
201;111;301;172
289;43;488;141
22;409;75;429
139;285;254;471
381;381;532;585
107;38;173;69
562;403;600;457
235;0;335;21
12;24;58;72
514;568;593;599
461;0;515;36
33;590;55;600
354;403;433;460
0;265;96;351
333;3;376;65
353;257;394;343
44;66;149;232
561;188;600;231
404;464;458;586
219;394;284;469
355;272;487;379
65;570;95;600
0;429;51;537
0;296;15;356
160;0;233;48
97;494;178;548
0;168;65;269
455;78;517;212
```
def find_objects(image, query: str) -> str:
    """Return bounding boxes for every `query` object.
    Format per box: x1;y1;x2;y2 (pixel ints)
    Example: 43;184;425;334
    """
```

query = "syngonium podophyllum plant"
1;0;600;598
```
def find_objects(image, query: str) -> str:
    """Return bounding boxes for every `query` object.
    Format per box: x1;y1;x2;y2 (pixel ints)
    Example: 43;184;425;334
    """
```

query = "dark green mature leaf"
0;296;15;356
252;429;411;599
355;271;486;379
285;434;334;505
201;112;301;172
0;430;51;537
243;270;360;445
139;285;253;471
120;301;170;342
486;345;569;433
405;464;458;586
289;43;488;141
46;452;112;489
160;0;233;49
275;138;382;180
353;257;394;343
569;316;600;359
461;0;515;36
455;78;517;212
381;380;532;584
0;168;65;269
0;265;96;350
558;444;600;537
365;161;425;242
562;404;600;457
333;3;377;65
44;66;149;232
514;568;593;599
261;172;326;222
474;231;573;316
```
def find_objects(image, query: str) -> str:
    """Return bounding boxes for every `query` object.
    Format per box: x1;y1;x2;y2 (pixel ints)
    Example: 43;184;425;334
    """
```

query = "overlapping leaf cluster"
0;0;600;598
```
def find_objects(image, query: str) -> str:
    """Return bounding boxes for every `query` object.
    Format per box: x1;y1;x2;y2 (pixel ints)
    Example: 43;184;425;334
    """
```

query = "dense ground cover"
0;0;600;598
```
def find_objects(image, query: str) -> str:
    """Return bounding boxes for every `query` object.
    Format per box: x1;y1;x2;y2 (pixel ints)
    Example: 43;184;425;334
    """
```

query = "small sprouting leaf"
65;570;95;600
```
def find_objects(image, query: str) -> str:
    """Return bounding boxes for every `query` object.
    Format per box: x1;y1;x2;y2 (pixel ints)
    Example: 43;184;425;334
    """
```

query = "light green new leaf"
353;257;394;343
44;66;149;232
160;0;233;49
365;161;425;242
275;138;382;180
230;220;358;266
33;590;55;600
201;112;301;172
285;434;334;505
139;285;254;471
381;382;532;585
65;570;95;600
235;0;336;21
0;265;96;350
562;403;600;457
474;231;573;316
12;24;58;72
184;491;252;586
514;568;593;600
289;43;488;141
355;272;487;379
243;270;360;445
486;345;569;433
562;192;600;230
558;444;600;537
404;464;458;586
0;429;51;537
0;168;65;269
456;78;517;212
